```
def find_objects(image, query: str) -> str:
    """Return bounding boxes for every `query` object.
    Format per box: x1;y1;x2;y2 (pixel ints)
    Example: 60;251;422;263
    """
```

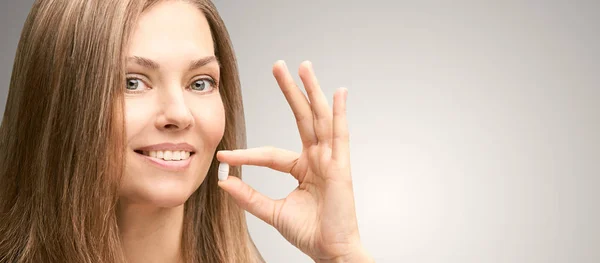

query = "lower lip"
135;151;194;171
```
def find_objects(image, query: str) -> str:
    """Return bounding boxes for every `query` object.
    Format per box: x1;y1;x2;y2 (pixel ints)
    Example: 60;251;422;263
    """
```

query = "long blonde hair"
0;0;262;262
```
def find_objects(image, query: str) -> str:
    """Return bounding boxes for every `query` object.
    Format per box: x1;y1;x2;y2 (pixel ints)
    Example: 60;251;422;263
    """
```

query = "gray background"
2;1;599;262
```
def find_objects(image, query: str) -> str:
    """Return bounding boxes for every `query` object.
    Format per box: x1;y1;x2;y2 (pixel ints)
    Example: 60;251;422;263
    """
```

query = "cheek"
124;99;154;142
190;95;225;150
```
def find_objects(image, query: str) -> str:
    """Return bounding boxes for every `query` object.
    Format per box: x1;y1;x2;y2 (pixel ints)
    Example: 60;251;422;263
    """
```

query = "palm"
217;61;360;261
278;147;358;259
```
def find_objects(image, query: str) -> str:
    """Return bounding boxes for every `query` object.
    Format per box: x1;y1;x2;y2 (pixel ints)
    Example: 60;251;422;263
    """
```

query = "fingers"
217;146;300;177
298;61;333;145
332;88;350;165
218;176;279;226
273;61;317;146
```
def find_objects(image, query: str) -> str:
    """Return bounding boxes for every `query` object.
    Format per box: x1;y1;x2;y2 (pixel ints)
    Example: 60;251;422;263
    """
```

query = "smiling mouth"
134;150;196;161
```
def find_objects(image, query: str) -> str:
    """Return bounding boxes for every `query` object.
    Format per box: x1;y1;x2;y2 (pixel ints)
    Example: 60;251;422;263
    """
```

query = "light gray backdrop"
1;1;599;263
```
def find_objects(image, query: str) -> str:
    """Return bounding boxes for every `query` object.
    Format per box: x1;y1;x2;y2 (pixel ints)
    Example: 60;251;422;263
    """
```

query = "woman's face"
120;1;224;207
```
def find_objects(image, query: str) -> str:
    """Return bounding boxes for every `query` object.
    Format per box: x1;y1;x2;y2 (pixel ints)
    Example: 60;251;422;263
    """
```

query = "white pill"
218;162;229;181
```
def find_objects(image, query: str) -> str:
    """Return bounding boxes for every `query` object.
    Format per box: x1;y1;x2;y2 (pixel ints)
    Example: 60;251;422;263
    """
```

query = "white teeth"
141;150;192;161
163;151;172;161
172;151;181;161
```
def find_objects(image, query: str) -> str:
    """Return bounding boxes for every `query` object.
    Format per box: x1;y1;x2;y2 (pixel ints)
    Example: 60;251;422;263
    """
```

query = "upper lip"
135;143;196;153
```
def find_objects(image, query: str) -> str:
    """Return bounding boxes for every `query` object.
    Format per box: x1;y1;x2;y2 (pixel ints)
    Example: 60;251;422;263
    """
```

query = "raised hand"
217;61;372;263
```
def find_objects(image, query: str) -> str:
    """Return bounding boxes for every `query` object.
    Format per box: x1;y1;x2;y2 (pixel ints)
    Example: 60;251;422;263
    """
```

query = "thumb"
218;175;277;226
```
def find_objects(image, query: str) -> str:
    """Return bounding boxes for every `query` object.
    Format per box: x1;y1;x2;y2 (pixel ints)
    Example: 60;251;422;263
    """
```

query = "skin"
118;1;373;262
118;2;222;262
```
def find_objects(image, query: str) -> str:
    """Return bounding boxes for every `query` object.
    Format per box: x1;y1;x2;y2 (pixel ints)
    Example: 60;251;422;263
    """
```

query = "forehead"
127;1;214;58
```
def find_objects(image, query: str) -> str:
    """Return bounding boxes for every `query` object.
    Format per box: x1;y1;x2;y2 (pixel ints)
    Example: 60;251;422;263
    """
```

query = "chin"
120;148;212;208
119;179;199;208
119;169;208;208
144;190;193;208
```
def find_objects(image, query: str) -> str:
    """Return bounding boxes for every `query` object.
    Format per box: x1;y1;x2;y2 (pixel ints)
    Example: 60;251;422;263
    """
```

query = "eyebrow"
126;55;220;71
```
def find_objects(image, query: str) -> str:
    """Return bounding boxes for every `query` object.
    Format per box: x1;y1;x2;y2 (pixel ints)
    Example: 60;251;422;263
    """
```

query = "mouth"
133;149;196;171
132;142;197;171
134;149;196;161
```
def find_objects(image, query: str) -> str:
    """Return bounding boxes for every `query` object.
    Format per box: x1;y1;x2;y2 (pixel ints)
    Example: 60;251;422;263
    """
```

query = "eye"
125;78;148;93
190;78;216;93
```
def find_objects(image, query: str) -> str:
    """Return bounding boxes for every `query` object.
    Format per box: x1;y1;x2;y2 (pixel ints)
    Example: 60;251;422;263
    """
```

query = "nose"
155;86;193;131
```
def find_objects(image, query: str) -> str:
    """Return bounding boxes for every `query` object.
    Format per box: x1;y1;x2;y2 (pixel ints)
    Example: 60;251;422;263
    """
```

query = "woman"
0;0;373;262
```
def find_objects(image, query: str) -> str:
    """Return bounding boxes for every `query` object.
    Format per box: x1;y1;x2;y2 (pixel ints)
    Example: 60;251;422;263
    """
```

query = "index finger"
217;146;300;176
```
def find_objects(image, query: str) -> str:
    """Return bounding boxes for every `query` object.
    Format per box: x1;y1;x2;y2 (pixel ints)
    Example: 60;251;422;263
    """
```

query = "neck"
117;201;184;263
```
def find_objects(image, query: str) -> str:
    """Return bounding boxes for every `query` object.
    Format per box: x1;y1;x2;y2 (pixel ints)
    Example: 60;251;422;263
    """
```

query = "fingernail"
303;60;313;71
218;162;229;181
280;60;287;70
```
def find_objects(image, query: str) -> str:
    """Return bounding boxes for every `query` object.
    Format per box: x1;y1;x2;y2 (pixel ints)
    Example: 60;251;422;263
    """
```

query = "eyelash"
125;75;218;94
